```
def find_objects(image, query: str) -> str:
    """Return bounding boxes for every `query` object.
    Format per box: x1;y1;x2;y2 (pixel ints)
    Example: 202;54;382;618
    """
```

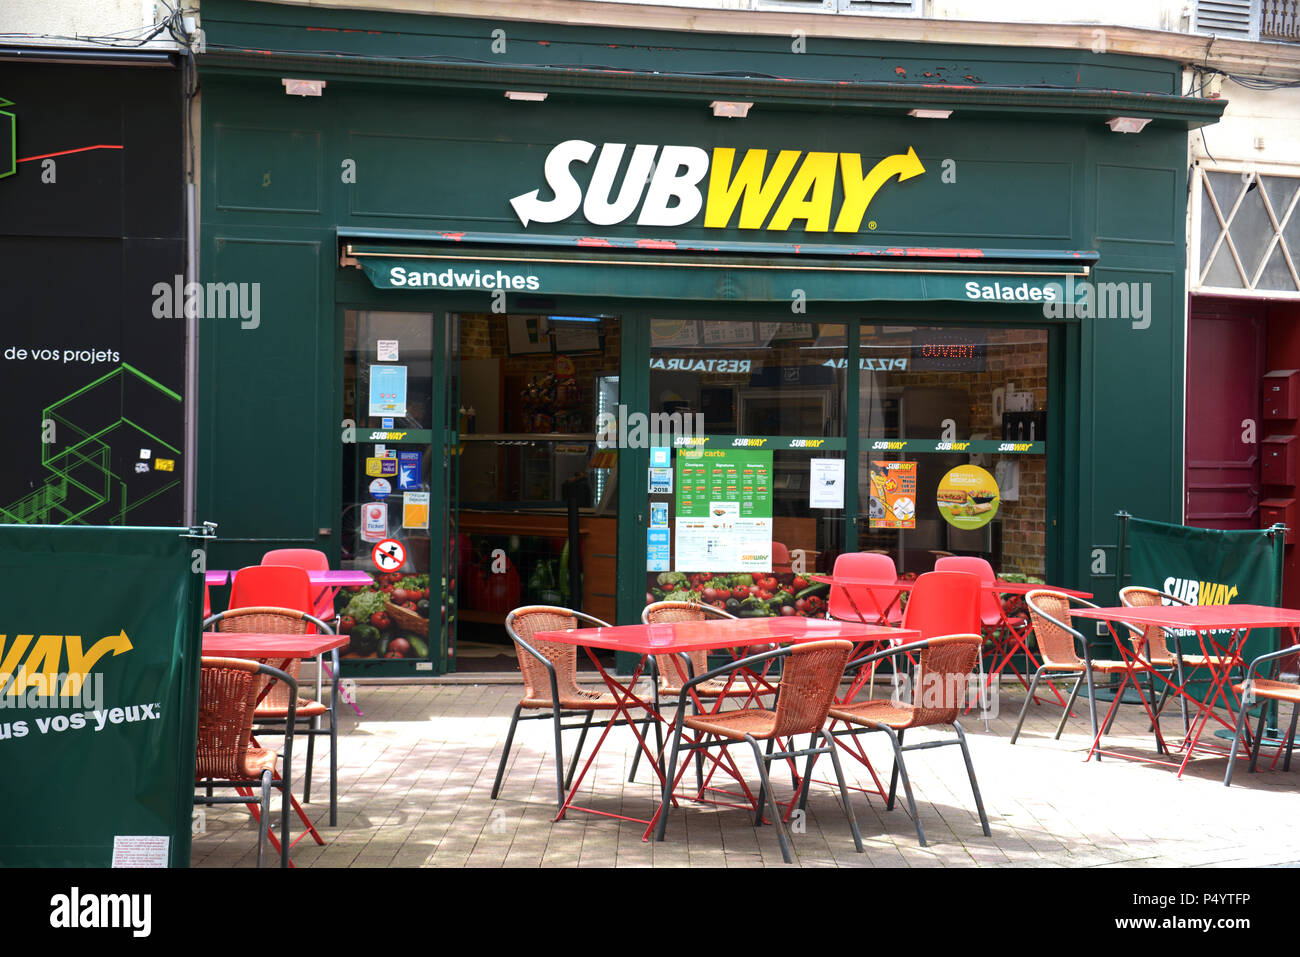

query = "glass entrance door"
450;311;622;670
337;309;441;671
855;323;1050;579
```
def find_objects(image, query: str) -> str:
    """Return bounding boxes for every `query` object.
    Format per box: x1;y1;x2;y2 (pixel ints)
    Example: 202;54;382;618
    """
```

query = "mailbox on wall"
1263;370;1300;420
1262;435;1298;487
1260;498;1295;543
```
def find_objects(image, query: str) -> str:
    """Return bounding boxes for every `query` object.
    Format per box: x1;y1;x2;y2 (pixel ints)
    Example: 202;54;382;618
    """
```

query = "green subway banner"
1120;515;1285;689
0;525;204;867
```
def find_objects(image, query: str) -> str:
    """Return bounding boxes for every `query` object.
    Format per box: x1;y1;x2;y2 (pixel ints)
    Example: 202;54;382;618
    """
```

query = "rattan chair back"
909;634;981;726
216;606;309;710
770;639;853;739
505;605;612;705
196;657;261;781
1025;589;1082;668
642;600;736;693
1119;586;1188;662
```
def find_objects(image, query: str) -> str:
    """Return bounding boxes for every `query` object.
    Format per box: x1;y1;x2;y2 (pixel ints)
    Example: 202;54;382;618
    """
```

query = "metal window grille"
1195;166;1300;296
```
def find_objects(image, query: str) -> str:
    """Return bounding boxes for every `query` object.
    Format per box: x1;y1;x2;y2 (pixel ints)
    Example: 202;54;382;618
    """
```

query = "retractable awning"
341;229;1096;304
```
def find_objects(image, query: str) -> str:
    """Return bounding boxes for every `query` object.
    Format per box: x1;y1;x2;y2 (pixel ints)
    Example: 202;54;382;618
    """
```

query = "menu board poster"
868;460;918;529
673;449;773;571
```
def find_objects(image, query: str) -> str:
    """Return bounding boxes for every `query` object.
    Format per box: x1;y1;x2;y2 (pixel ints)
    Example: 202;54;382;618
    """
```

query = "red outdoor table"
202;632;351;660
534;616;916;839
981;582;1094;707
1069;604;1300;776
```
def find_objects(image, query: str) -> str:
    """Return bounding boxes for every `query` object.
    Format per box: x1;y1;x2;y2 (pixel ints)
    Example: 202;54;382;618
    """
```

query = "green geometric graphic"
0;363;182;524
0;97;14;180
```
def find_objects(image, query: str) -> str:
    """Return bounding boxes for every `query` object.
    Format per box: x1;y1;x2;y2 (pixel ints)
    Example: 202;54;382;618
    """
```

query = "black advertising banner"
1120;515;1285;695
0;62;185;526
0;525;203;867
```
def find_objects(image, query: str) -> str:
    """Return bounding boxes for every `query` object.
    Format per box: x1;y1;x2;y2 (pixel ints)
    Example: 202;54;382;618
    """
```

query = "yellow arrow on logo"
834;147;926;233
63;630;133;697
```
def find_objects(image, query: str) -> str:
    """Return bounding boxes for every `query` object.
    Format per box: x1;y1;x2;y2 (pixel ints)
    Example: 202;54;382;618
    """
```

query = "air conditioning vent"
1194;0;1255;38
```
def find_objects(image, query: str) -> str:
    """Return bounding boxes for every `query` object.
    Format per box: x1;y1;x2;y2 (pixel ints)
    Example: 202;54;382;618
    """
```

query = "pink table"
534;616;916;838
1070;604;1300;776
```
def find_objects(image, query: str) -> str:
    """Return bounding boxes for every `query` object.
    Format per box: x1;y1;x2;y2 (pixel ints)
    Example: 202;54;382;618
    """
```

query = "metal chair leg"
550;708;568;810
655;718;687;843
1284;704;1299;772
490;704;523;800
328;654;340;825
257;770;271;869
823;730;864;852
565;711;595;791
1249;706;1270;774
753;736;777;828
1054;674;1084;740
954;721;990;837
628;684;660;783
1083;665;1101;761
1224;690;1253;787
882;727;926;846
1009;667;1045;745
747;735;792;863
305;722;316;805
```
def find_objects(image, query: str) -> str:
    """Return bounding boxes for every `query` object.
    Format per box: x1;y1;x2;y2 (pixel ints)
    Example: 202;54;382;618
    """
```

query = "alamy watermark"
596;403;704;448
887;669;999;719
1042;276;1151;329
0;671;104;711
152;275;261;329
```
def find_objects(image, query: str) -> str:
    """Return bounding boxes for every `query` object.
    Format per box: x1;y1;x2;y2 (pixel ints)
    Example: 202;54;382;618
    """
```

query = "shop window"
857;324;1049;579
646;320;847;619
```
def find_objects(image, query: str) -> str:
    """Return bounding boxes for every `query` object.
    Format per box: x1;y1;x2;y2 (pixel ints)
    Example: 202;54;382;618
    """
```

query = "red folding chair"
935;556;1015;710
262;549;362;724
261;548;335;622
771;540;792;574
228;564;339;830
827;552;905;627
900;570;985;724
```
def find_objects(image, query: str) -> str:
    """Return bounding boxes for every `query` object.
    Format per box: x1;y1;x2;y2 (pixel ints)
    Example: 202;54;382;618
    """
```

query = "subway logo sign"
510;141;925;232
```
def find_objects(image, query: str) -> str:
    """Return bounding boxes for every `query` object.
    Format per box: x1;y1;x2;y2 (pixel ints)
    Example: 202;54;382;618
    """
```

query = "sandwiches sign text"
510;141;925;232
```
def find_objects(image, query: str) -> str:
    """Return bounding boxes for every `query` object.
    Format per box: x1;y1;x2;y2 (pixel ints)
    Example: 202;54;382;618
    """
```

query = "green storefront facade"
196;0;1223;674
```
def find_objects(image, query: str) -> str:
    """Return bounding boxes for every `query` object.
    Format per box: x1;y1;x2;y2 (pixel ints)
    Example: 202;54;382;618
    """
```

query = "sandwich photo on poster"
868;460;917;529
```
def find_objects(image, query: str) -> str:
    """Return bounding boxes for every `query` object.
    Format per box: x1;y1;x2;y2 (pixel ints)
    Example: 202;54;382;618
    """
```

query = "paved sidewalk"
191;678;1300;868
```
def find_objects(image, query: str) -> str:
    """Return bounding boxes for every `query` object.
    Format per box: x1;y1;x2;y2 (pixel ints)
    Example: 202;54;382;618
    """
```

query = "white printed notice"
809;458;845;509
112;835;169;868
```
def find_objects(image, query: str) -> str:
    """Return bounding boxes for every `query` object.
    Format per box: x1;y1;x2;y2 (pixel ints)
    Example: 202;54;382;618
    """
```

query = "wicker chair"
827;634;989;846
491;606;633;810
1011;590;1161;758
1117;586;1192;734
195;657;298;868
654;639;862;864
203;606;338;833
1225;644;1300;786
629;600;768;785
